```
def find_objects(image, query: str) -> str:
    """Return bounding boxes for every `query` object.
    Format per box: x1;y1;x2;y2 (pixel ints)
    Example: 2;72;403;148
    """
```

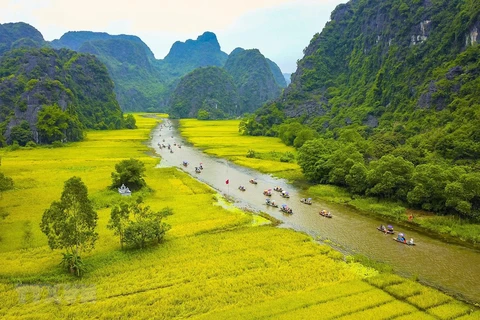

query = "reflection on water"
152;120;480;304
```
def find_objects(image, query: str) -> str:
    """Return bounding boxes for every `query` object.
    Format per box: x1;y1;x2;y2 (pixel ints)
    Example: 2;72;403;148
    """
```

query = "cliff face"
169;67;240;119
256;0;480;130
224;48;281;114
163;32;228;77
0;22;45;56
0;47;123;144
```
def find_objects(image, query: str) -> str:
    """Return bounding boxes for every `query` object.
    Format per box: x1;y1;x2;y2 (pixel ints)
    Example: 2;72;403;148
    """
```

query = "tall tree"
40;176;98;276
111;158;146;191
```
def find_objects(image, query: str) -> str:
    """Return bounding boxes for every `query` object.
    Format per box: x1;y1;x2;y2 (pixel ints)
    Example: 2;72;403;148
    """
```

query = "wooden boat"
319;210;332;218
263;189;272;196
280;205;293;214
238;186;246;191
393;238;415;246
249;179;258;184
265;199;278;207
281;191;290;198
300;198;312;205
377;225;394;234
273;186;283;192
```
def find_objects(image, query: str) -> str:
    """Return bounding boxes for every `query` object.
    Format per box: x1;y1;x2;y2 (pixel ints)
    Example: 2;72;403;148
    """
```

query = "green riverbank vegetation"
179;119;480;245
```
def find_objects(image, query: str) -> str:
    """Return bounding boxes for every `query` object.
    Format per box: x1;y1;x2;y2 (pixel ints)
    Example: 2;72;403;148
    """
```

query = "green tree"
367;155;414;200
124;114;137;129
10;120;32;146
111;158;147;191
37;105;83;144
109;198;172;249
40;176;98;276
346;163;368;194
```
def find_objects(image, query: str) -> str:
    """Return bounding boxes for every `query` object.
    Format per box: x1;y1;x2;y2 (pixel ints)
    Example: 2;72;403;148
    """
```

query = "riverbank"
178;119;480;247
3;114;477;318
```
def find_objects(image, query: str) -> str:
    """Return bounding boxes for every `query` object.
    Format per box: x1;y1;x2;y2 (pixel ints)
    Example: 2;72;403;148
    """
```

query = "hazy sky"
0;0;346;73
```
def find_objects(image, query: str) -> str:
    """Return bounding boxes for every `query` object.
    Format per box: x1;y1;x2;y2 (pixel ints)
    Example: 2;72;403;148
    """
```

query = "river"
151;119;480;304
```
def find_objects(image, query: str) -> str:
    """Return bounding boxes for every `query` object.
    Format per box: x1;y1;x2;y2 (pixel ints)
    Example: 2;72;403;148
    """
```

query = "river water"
151;120;480;304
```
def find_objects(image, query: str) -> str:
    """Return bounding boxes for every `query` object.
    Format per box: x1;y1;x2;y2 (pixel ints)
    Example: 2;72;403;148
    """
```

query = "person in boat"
266;198;271;205
397;233;406;242
199;163;203;170
387;225;394;232
408;238;414;245
271;200;276;206
379;224;386;231
170;149;173;153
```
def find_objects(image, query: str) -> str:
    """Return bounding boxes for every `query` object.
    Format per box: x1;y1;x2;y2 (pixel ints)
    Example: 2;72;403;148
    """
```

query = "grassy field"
178;119;303;181
0;115;477;319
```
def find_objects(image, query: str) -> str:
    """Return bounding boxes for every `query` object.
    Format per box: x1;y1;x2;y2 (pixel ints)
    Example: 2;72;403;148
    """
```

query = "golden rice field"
0;114;477;319
178;119;303;180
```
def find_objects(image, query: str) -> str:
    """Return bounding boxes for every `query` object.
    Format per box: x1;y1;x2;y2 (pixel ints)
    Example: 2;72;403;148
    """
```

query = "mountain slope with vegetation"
162;31;228;78
224;48;282;114
169;66;240;119
0;47;124;146
0;22;45;56
242;0;480;221
52;31;168;112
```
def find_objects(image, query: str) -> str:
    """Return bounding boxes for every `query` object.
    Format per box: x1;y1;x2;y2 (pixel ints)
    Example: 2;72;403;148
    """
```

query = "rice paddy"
178;119;303;180
0;115;477;319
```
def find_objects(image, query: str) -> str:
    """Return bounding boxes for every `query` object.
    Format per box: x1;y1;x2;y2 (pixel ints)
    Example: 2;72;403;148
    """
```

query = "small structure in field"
118;184;131;196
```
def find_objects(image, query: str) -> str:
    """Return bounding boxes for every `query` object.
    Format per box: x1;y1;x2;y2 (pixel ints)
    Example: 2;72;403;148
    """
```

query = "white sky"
0;0;346;73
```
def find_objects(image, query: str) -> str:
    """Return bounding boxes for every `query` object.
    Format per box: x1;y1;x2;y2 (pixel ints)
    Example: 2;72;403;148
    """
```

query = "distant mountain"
224;48;281;114
283;73;291;85
162;32;228;78
0;22;45;56
49;30;285;113
169;66;240;119
266;58;287;88
51;31;167;112
0;47;123;145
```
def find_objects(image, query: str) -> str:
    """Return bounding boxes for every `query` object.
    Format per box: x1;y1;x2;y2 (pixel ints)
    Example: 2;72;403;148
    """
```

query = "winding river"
151;120;480;305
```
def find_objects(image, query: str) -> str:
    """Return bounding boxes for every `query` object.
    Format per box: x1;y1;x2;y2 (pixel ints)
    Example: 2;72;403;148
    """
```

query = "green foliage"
9;120;32;146
124;114;137;129
169;67;240;119
60;252;86;277
239;0;480;219
0;47;124;145
40;176;98;275
111;158;147;191
0;172;14;191
36;105;83;144
109;198;172;249
246;149;256;158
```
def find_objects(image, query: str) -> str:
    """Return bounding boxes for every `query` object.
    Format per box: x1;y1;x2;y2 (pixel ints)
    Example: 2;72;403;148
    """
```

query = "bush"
25;141;37;148
246;149;256;158
280;151;295;163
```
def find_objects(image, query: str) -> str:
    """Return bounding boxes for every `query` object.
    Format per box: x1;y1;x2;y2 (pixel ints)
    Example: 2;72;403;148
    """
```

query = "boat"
300;198;312;205
238;186;246;191
393;233;415;245
195;167;201;173
319;210;332;218
377;225;394;234
273;186;283;192
281;191;290;198
393;238;416;246
280;204;293;214
265;199;278;207
263;189;273;196
249;179;258;185
182;161;188;167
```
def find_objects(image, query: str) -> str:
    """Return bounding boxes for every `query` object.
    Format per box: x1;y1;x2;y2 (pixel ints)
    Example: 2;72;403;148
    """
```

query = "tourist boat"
265;199;278;207
273;186;283;192
263;189;273;196
249;179;258;184
300;198;312;205
280;204;293;214
281;191;290;198
319;210;332;218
